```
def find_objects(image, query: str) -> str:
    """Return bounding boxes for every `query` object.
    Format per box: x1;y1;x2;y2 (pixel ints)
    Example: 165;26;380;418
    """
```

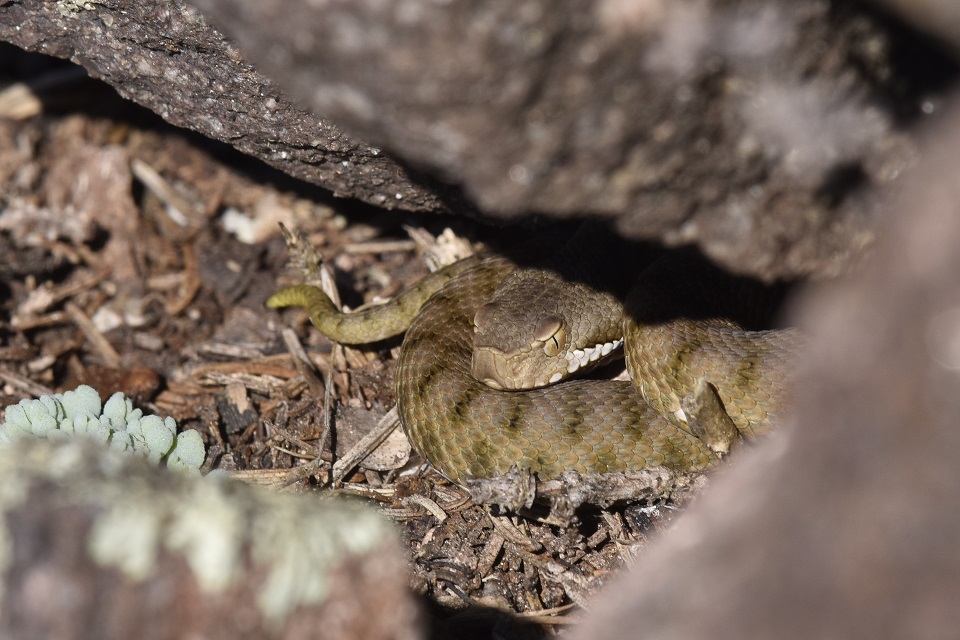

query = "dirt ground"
0;48;715;637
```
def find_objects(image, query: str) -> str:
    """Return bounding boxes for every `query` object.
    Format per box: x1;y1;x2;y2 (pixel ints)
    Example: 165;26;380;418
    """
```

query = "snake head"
471;271;623;390
473;305;570;389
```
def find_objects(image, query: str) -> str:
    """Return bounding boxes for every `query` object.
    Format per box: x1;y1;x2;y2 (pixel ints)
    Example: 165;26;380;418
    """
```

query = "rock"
3;0;951;278
569;103;960;640
188;0;926;279
0;0;447;213
0;438;423;640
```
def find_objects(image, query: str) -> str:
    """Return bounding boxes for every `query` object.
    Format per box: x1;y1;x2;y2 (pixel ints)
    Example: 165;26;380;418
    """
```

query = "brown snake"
268;253;800;484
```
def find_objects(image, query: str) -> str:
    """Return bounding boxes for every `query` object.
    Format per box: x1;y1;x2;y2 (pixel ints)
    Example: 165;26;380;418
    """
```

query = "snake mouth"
474;339;624;390
562;338;624;374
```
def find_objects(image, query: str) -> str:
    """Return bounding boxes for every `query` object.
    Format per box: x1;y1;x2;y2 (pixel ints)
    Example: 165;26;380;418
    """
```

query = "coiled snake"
268;251;800;484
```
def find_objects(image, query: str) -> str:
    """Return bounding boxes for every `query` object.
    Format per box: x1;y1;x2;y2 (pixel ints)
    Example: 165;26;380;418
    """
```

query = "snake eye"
534;316;562;341
536;316;566;357
544;334;561;356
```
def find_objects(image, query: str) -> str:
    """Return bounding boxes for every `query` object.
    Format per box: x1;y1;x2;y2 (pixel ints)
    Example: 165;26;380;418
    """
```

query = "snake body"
621;256;802;439
269;253;797;484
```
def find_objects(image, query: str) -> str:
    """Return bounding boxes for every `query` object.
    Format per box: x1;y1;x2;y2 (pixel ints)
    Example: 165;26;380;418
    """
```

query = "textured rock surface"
0;0;446;213
186;0;928;279
3;0;951;278
569;105;960;640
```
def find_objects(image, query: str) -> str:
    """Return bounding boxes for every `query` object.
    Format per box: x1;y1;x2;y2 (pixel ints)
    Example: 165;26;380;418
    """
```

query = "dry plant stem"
278;223;344;486
165;243;202;316
513;601;581;626
228;467;307;486
485;509;543;553
190;353;329;379
195;343;265;360
600;511;637;568
400;494;449;523
320;349;335;485
281;457;328;488
278;223;323;285
0;369;54;399
437;582;473;607
0;347;36;362
343;239;417;255
72;245;109;276
8;312;69;332
199;372;289;397
273;445;316;463
280;328;325;399
476;532;505;576
246;401;286;448
64;301;121;367
379;488;472;520
16;271;106;318
335;483;398;503
269;424;321;458
131;158;204;225
273;446;315;460
276;328;333;486
205;416;225;451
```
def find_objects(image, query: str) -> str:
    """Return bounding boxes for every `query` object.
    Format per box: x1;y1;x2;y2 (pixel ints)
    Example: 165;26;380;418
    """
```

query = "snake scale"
268;249;800;484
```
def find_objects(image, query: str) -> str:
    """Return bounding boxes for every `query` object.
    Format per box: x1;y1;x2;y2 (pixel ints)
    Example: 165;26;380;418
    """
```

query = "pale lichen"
0;439;395;624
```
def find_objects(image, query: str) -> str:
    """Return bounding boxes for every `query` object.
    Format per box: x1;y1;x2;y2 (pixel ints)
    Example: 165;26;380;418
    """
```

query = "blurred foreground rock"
194;0;927;279
0;439;422;640
569;105;960;640
870;0;960;51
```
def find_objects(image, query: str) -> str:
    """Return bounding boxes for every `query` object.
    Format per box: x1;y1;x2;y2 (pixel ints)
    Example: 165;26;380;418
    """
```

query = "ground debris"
467;466;708;524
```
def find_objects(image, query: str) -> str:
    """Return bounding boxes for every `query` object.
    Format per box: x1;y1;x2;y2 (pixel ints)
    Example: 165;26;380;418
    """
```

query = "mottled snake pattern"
269;253;800;484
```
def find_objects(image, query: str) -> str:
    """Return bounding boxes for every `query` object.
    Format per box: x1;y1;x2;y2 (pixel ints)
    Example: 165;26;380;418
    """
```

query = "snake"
267;248;800;485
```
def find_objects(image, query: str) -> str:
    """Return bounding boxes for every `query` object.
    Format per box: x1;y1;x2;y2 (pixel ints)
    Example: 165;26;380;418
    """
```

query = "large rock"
569;105;960;640
193;0;926;279
0;439;422;640
0;0;447;213
3;0;949;278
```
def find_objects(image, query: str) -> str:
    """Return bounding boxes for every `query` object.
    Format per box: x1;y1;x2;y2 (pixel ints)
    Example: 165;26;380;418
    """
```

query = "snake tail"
267;256;482;344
